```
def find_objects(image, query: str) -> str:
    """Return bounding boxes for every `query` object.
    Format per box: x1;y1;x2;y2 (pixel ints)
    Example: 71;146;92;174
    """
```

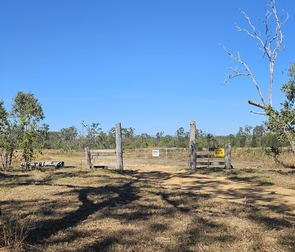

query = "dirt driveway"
127;162;295;215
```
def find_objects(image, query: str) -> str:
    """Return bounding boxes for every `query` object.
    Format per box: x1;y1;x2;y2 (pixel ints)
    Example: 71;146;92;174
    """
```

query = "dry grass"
0;211;31;251
0;149;295;251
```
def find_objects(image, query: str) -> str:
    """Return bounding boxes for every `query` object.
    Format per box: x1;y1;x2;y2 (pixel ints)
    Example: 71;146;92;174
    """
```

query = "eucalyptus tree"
12;91;45;168
0;101;21;170
59;126;79;150
222;0;295;154
265;64;295;152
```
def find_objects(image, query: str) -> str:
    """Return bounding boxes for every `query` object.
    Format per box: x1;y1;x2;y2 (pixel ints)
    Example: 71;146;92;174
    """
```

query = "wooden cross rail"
196;154;224;159
90;149;116;153
85;148;119;168
85;123;123;171
196;161;226;166
196;147;216;152
193;145;232;168
189;120;232;169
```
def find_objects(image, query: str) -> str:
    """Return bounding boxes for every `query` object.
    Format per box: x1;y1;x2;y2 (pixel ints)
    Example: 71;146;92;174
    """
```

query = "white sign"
152;150;160;157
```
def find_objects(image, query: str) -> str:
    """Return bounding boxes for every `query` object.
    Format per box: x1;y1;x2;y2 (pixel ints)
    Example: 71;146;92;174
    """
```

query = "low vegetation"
0;149;295;251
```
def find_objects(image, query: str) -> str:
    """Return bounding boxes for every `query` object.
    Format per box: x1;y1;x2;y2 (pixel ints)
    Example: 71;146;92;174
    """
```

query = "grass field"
1;149;295;251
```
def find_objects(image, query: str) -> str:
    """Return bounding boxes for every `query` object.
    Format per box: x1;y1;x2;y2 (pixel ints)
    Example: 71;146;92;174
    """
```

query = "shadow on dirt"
0;172;29;179
27;181;140;244
1;167;295;251
228;175;274;186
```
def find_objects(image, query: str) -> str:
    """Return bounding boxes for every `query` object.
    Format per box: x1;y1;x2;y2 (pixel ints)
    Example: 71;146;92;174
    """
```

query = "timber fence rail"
84;120;231;170
189;120;232;169
85;122;123;171
85;148;117;168
195;146;232;168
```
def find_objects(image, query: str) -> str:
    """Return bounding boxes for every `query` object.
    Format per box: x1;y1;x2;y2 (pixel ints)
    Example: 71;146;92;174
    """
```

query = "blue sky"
0;0;294;136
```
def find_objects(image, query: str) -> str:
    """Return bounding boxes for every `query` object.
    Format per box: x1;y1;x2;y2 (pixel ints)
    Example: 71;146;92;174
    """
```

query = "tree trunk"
24;155;29;170
0;152;9;171
0;150;5;170
8;150;13;168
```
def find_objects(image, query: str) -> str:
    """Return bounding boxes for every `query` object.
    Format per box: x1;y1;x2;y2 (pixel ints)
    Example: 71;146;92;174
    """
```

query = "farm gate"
189;120;232;169
85;120;232;170
123;147;189;169
122;120;232;169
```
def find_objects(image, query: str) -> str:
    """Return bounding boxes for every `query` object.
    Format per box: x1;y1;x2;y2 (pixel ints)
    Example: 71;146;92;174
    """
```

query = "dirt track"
164;171;295;215
128;162;295;215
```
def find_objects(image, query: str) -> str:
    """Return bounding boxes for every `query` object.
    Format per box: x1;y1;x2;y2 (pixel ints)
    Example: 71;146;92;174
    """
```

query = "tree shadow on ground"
130;170;172;181
11;169;226;249
0;172;29;179
280;232;295;251
186;167;275;186
268;169;295;176
164;169;295;216
0;170;91;189
27;181;140;244
2;167;295;251
248;213;293;229
228;175;274;186
170;216;236;252
192;166;228;175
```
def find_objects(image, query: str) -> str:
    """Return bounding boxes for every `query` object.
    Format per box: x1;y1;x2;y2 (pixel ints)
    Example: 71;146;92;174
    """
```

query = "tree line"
46;123;285;151
0;91;292;171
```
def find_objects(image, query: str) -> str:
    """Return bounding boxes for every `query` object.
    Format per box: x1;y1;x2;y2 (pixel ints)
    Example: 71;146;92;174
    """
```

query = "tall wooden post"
116;122;123;171
225;144;232;169
189;120;196;169
85;147;91;168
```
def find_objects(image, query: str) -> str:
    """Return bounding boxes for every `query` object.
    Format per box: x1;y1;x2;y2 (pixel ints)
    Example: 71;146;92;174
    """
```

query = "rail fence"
85;123;123;170
195;147;231;168
83;120;232;170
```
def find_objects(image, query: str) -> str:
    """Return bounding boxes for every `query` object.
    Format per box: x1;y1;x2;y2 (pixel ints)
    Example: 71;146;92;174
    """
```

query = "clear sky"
0;0;294;136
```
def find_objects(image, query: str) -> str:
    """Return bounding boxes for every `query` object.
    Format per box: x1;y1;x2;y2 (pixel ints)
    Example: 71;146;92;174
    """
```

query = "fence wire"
123;148;189;168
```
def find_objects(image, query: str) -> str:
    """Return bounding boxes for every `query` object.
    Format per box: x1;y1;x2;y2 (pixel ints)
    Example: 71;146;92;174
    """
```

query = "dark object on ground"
20;161;64;169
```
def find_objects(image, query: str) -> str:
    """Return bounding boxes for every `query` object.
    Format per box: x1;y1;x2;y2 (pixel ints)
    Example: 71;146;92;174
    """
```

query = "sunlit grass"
1;148;295;251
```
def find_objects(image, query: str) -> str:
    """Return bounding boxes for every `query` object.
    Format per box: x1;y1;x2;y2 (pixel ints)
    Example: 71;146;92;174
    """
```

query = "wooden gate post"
189;120;196;169
116;122;123;171
225;144;232;169
85;147;91;168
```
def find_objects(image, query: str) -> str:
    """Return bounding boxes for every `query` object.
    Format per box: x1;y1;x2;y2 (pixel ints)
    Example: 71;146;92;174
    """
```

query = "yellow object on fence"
214;148;225;158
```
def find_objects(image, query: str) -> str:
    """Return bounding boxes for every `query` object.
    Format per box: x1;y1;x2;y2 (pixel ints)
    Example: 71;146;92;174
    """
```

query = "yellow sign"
214;148;224;157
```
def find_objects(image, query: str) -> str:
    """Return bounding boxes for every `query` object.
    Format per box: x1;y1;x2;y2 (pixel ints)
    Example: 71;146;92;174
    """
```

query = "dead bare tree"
223;1;295;158
223;0;289;110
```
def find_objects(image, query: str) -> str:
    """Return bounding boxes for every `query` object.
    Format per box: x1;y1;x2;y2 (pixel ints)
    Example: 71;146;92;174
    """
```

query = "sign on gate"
214;148;225;157
152;150;160;157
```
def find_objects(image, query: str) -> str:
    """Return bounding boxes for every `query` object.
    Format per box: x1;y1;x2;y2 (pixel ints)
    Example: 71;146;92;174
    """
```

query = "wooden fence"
85;122;123;171
189;120;232;169
84;120;231;170
195;146;232;168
